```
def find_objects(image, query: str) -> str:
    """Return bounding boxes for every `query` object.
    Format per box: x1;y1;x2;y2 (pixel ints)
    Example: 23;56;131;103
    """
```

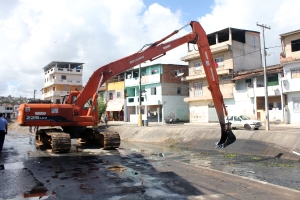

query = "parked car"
225;115;262;130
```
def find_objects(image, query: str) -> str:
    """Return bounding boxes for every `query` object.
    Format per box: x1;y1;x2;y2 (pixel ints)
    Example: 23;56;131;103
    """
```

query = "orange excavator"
17;21;236;152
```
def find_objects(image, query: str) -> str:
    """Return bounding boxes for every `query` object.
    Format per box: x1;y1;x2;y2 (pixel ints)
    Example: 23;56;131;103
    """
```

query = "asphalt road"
0;130;300;200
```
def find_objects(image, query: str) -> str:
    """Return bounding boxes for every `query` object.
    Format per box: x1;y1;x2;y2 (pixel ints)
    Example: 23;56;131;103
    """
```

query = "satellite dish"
176;72;184;77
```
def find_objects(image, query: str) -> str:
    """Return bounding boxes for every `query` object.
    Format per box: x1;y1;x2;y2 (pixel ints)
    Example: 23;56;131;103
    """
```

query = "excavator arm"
74;21;236;148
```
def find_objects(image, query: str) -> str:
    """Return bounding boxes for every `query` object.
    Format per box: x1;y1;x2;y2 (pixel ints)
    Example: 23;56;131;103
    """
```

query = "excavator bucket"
216;130;236;148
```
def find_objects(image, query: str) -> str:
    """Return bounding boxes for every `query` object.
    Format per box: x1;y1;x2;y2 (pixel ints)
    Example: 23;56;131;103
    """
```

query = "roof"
43;61;84;72
280;29;300;37
232;65;283;81
206;27;260;45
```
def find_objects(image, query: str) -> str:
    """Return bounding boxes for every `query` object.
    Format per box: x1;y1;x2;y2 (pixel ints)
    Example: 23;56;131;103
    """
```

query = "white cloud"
199;0;300;66
0;0;298;99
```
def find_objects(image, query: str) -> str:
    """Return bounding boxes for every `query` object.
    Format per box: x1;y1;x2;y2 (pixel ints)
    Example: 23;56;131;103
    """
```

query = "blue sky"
143;0;214;22
0;0;299;98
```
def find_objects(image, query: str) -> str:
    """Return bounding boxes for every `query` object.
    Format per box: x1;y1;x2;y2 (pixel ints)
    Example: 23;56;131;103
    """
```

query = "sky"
0;0;299;99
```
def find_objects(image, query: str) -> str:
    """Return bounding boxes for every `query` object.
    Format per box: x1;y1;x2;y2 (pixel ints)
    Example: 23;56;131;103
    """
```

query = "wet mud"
1;131;300;199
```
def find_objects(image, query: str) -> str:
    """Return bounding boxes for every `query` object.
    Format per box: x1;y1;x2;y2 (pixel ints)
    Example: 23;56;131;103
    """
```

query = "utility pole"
33;89;37;99
138;64;143;126
257;23;271;131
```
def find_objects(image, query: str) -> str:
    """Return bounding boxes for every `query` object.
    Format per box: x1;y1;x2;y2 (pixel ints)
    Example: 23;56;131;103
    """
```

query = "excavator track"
100;131;121;150
77;129;120;150
36;128;71;153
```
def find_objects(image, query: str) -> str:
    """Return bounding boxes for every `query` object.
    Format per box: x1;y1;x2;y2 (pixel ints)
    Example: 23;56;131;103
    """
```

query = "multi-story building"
105;74;125;121
0;104;13;119
181;27;262;123
280;29;300;124
42;61;83;103
124;64;189;123
231;65;283;123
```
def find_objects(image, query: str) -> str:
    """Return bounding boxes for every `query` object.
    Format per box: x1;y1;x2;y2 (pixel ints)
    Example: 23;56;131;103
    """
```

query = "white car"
225;115;262;130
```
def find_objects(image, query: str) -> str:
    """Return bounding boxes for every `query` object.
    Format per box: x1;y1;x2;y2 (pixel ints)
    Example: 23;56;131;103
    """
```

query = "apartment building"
42;61;83;103
280;29;300;124
124;64;189;123
181;27;262;123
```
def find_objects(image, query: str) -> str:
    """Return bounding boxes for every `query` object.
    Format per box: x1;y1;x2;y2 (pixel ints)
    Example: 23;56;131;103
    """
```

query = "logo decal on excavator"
163;44;171;49
26;116;48;120
130;56;144;64
210;68;215;81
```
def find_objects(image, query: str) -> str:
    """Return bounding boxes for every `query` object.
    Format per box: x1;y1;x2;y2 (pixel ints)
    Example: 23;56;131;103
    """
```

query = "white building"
42;61;83;103
280;29;300;124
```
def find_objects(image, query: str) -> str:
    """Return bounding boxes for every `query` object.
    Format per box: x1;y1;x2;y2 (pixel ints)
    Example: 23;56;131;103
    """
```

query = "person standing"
0;113;8;152
105;114;108;127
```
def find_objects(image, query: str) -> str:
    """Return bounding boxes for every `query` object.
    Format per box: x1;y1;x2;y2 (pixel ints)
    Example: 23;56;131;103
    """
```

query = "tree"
98;93;106;122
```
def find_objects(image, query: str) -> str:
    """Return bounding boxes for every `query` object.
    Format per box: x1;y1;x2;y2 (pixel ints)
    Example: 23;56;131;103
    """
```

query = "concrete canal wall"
108;124;300;160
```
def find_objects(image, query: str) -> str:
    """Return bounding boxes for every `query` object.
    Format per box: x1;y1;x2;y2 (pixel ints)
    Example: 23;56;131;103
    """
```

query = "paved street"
1;128;300;200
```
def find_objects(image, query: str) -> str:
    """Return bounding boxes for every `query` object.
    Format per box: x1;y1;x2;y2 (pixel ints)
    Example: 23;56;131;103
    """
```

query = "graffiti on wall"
190;106;208;122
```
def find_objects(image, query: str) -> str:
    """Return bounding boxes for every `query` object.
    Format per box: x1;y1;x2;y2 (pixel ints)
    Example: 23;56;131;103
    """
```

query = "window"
291;39;300;52
109;93;113;100
251;36;256;46
291;68;300;79
128;98;134;103
267;76;279;86
117;92;121;98
138;97;144;102
214;57;224;67
246;79;252;87
175;70;180;76
152;69;157;74
61;75;66;80
194;82;203;97
222;75;233;81
151;87;156;95
177;87;181;94
53;75;55;79
194;61;202;71
293;97;300;112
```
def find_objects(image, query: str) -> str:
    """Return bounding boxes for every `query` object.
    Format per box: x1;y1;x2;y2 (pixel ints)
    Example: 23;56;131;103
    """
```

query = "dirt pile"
8;121;31;132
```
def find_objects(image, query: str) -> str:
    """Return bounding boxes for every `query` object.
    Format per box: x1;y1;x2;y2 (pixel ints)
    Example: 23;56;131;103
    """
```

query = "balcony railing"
234;85;282;98
125;74;160;87
45;67;83;75
43;90;69;98
44;79;82;87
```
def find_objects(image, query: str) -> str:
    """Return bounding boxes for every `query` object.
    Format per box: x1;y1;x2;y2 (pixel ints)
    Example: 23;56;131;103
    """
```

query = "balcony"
43;90;69;99
44;79;82;87
234;85;282;99
125;74;160;87
126;95;162;106
181;43;231;61
45;67;83;75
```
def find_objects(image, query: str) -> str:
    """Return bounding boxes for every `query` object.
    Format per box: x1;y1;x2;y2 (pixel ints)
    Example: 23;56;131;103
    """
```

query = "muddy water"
120;141;300;191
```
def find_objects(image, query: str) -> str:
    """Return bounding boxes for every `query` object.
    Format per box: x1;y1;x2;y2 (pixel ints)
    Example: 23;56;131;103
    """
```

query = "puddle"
20;183;55;199
3;162;24;170
108;164;126;172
